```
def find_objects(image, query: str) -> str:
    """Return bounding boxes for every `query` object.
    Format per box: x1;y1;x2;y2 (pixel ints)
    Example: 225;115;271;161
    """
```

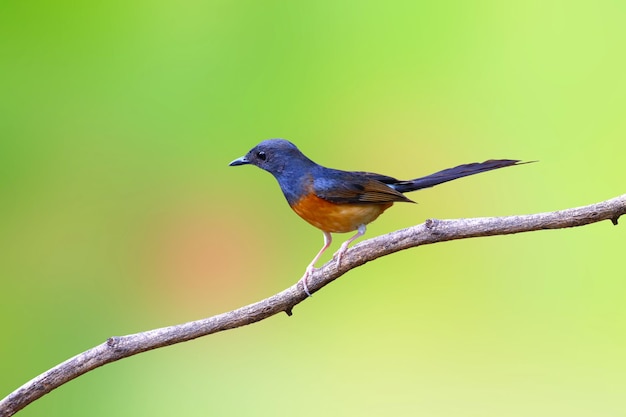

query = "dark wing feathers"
309;159;527;204
313;171;413;204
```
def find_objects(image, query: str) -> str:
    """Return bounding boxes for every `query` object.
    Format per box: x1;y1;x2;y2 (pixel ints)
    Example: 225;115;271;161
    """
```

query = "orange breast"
290;193;393;233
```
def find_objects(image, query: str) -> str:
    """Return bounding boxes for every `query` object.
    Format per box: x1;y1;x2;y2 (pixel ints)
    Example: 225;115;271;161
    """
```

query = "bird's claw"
335;244;349;268
299;265;316;297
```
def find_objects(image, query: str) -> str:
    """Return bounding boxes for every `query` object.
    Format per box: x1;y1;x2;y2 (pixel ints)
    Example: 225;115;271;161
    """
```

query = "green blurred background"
1;1;625;416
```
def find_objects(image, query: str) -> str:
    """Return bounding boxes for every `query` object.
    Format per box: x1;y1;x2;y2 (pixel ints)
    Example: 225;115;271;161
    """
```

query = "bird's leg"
299;231;332;297
335;224;367;267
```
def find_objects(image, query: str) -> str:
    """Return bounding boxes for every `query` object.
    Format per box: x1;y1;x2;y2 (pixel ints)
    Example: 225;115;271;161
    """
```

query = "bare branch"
1;194;624;417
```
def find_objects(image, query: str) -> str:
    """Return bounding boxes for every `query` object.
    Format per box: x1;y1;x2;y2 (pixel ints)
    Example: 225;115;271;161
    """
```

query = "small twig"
1;194;625;417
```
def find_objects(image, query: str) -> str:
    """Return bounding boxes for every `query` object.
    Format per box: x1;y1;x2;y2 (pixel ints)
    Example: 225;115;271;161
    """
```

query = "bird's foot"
334;224;366;269
299;264;316;297
298;231;332;297
334;242;350;268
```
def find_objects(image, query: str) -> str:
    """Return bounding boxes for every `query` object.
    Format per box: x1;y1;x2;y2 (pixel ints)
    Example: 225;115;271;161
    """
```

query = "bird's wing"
313;170;413;204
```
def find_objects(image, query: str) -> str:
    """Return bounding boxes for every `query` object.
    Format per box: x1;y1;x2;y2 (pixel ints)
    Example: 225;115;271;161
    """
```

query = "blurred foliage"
1;1;625;416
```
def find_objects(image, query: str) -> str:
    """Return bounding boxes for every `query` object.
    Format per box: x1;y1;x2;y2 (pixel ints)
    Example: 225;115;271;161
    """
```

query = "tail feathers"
392;159;529;193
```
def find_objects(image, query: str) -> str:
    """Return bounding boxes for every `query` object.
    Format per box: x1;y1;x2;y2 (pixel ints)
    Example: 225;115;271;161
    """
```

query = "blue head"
229;139;317;178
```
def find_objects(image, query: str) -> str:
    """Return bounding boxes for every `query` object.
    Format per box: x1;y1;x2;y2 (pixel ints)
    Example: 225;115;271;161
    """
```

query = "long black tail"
391;159;528;193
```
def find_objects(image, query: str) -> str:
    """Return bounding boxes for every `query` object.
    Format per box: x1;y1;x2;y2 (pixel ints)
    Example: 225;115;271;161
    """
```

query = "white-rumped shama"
230;139;527;296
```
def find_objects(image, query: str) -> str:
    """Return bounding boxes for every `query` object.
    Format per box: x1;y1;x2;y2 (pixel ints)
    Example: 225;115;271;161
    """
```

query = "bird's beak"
229;156;250;166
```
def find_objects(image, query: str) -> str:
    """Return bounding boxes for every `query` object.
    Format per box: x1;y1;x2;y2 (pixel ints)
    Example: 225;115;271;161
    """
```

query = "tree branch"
2;194;625;417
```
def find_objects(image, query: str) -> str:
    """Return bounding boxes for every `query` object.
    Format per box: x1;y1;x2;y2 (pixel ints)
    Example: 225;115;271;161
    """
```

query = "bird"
229;139;527;296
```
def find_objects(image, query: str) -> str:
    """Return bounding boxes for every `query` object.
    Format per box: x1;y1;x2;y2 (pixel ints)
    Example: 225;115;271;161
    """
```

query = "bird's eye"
256;151;267;161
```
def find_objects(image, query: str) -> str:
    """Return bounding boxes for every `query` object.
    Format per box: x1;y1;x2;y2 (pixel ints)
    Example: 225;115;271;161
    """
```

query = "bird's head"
229;139;314;176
